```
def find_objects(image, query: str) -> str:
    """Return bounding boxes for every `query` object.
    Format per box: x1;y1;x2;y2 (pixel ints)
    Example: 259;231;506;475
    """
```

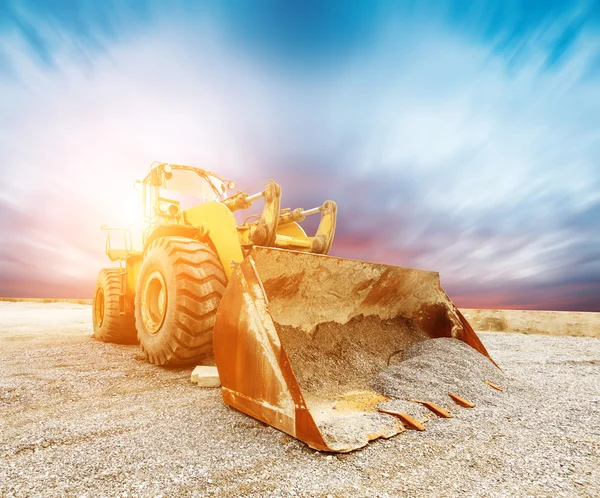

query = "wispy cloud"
0;1;598;310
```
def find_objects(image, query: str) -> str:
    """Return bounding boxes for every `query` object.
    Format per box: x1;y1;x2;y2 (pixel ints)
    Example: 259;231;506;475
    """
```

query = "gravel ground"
1;302;599;497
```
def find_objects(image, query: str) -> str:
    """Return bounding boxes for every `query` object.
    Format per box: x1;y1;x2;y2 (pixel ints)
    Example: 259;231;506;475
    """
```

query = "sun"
104;188;141;229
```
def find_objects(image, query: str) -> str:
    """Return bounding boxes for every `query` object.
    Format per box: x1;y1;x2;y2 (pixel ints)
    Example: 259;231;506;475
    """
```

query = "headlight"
168;204;180;217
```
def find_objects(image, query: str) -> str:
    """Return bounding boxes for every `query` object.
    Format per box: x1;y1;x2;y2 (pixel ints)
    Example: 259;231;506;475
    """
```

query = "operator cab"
142;163;235;224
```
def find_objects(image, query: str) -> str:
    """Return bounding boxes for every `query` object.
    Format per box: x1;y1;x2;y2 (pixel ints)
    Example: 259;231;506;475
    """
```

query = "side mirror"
134;180;142;191
150;168;162;187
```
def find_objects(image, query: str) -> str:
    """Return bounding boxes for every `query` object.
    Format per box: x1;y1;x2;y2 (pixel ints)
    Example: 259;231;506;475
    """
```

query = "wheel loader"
93;162;497;452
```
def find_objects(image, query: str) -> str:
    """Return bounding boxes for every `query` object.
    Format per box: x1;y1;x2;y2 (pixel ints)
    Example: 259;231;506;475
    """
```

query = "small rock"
191;366;221;387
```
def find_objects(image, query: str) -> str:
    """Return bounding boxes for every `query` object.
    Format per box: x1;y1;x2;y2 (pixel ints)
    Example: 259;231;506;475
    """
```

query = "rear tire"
135;237;227;366
93;268;137;344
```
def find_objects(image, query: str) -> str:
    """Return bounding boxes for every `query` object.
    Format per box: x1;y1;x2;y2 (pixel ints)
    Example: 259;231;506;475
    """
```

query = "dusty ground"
1;302;599;497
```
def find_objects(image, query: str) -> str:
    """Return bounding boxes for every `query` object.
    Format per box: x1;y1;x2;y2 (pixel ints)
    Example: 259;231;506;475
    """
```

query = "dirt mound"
276;314;427;399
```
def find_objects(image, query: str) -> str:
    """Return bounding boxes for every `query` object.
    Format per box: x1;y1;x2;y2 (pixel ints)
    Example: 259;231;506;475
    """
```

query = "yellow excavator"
93;162;496;452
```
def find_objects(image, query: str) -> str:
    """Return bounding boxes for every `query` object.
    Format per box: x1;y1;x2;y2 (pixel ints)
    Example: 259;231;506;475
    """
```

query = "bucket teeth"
408;400;453;418
486;380;503;391
377;409;426;431
448;393;475;408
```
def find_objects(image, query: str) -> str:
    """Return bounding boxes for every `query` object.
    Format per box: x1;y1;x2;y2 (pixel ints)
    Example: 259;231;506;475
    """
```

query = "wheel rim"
94;288;105;328
141;269;168;334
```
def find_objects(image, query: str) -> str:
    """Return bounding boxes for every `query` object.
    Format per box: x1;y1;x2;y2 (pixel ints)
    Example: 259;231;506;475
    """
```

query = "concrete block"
191;366;221;387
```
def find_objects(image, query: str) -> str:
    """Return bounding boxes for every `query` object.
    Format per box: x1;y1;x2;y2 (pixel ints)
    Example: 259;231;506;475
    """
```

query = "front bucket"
213;247;493;452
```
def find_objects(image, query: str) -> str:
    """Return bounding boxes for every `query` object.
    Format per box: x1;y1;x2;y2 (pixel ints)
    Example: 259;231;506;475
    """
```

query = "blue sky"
0;0;599;310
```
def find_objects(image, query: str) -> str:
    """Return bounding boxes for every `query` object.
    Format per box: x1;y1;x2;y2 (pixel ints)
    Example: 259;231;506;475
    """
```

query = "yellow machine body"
101;163;337;325
183;201;244;280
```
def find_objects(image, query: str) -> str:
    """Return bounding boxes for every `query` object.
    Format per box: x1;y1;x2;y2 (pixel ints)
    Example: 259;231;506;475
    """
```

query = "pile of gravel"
374;337;506;419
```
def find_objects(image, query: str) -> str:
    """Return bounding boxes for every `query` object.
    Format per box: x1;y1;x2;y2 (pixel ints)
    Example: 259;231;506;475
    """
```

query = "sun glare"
105;190;141;228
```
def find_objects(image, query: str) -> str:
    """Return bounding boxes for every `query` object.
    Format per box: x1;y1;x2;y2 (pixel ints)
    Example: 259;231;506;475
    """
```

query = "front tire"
93;268;137;344
135;237;227;366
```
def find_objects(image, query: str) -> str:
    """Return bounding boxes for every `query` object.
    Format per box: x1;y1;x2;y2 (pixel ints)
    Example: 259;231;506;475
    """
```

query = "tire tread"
135;237;226;366
93;268;137;344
